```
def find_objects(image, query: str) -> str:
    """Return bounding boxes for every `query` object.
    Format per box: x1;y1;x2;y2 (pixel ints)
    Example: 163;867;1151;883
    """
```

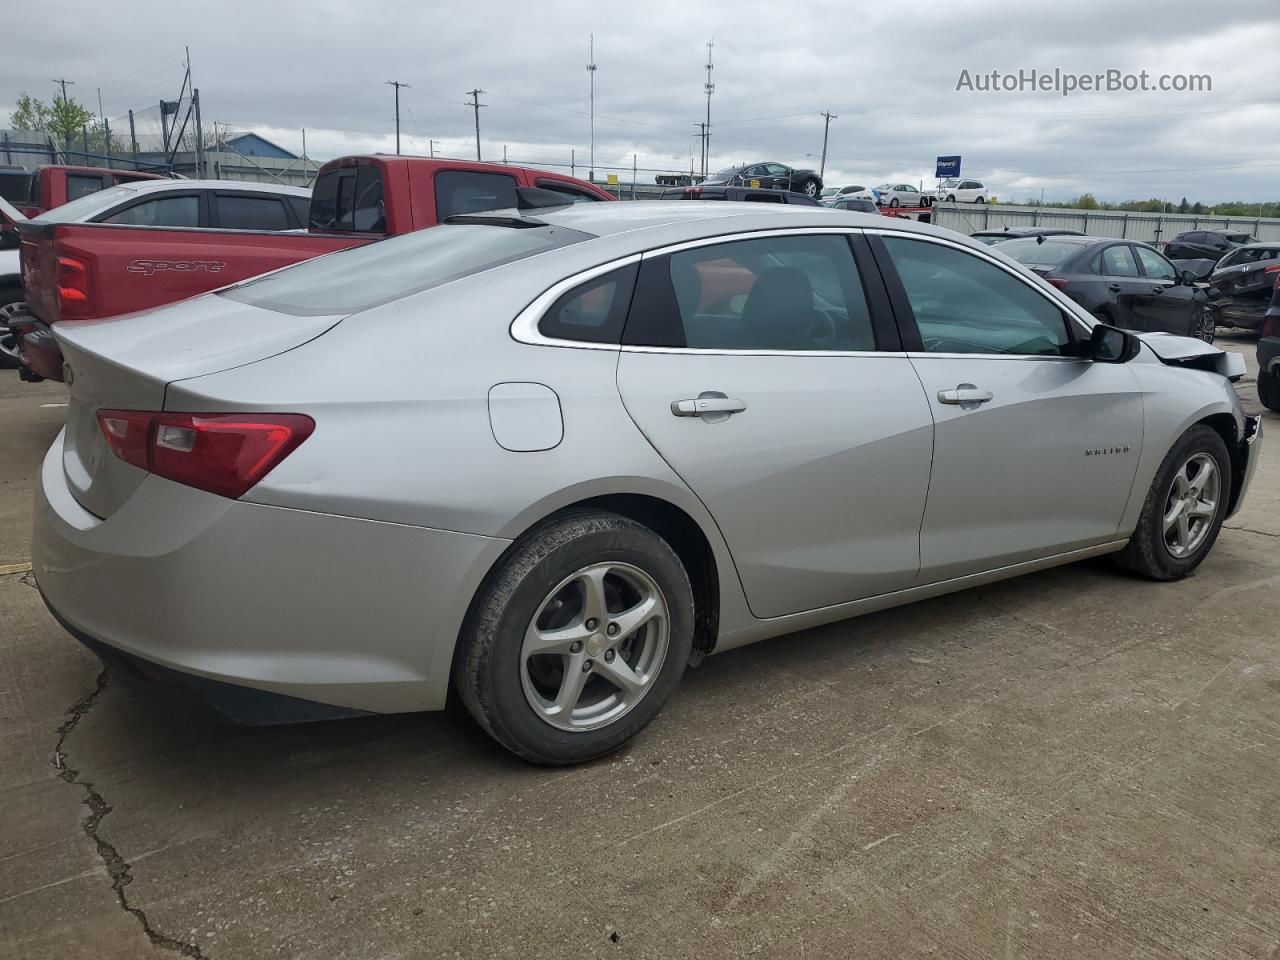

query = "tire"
1114;425;1231;581
454;510;694;765
976;196;986;204
889;198;900;208
946;194;955;202
1259;369;1280;412
801;179;820;199
1191;306;1215;344
0;286;24;371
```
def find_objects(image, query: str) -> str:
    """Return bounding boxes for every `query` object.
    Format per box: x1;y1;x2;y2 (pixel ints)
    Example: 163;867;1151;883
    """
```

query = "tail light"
96;410;314;499
57;255;92;319
1045;276;1071;291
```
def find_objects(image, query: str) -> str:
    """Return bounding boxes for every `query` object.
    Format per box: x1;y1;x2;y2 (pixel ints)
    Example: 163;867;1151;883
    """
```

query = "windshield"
875;183;893;191
973;234;1009;245
997;238;1083;268
221;221;593;317
31;184;137;223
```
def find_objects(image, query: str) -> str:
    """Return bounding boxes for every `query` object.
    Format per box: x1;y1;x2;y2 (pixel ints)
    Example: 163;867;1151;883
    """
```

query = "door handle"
937;386;994;406
671;396;748;418
1107;283;1122;292
1152;286;1166;294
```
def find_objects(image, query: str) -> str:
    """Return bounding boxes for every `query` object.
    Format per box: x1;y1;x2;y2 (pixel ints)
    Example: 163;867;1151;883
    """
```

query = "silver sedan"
33;200;1261;764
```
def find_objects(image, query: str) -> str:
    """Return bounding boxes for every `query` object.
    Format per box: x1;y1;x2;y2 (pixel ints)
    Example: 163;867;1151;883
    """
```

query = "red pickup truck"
15;156;613;380
3;164;167;219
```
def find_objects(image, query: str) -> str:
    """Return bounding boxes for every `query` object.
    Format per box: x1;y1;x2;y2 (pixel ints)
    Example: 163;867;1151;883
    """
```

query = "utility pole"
386;80;410;155
702;40;714;178
466;89;486;161
193;88;204;178
693;122;706;181
587;34;597;182
429;139;439;158
53;77;75;155
818;110;837;180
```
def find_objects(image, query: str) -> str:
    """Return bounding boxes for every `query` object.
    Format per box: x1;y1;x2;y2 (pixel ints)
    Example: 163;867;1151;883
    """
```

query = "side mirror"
1179;269;1198;284
1090;323;1140;363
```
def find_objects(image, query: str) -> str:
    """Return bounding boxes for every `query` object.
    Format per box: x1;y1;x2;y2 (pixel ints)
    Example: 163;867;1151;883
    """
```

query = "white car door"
615;231;935;619
871;230;1145;582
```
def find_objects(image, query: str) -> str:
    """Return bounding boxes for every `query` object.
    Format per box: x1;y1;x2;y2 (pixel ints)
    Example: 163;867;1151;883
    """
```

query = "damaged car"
1206;242;1280;332
31;199;1261;765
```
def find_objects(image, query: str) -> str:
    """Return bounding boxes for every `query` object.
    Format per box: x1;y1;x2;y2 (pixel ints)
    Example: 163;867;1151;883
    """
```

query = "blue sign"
936;155;962;178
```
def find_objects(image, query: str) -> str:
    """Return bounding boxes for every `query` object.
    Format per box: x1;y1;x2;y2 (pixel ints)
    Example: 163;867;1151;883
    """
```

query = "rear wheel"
889;197;900;208
1259;369;1280;412
975;196;986;203
801;179;820;198
1114;425;1231;581
1192;306;1216;343
454;511;694;765
0;287;24;370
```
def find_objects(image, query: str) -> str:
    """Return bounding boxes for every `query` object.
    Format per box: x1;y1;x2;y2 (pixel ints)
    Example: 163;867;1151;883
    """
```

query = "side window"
434;170;518;219
309;170;341;230
352;165;386;232
286;195;309;226
881;235;1072;357
103;194;199;228
765;163;789;177
536;181;601;204
215;194;290;231
1135;246;1176;280
626;235;876;352
66;174;107;201
1098;245;1139;277
537;264;638;344
744;192;783;203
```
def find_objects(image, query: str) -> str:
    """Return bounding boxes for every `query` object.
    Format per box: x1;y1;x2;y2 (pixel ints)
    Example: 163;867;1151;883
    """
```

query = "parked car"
875;183;923;207
1258;280;1280;411
660;185;820;205
0;233;20;368
700;162;823;198
14;156;614;381
931;178;987;203
826;197;879;213
997;235;1216;341
1205;242;1280;331
1164;229;1255;261
33;201;1259;765
970;227;1084;245
820;184;876;203
3;164;168;220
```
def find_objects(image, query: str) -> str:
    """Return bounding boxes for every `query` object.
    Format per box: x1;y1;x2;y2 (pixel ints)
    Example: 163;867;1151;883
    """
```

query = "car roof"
108;178;310;197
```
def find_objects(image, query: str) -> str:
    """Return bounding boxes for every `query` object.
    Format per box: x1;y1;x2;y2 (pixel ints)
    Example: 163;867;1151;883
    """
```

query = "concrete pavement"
1;337;1277;959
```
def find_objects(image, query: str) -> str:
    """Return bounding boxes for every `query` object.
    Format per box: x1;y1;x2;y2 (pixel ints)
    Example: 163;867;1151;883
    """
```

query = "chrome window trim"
866;226;1097;338
509;254;642;351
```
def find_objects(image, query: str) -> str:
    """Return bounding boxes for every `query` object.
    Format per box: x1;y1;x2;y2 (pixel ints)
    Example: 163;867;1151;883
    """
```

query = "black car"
1206;242;1280;331
1258;281;1280;411
659;185;821;205
1163;229;1255;261
699;162;823;199
998;235;1215;342
970;227;1084;246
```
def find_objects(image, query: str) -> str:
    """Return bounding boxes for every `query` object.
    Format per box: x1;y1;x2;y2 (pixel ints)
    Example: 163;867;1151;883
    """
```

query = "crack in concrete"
53;670;208;959
1225;525;1280;539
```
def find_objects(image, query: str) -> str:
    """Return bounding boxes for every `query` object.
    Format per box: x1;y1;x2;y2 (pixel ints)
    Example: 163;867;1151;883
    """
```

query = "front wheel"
1192;306;1216;343
975;196;986;204
801;179;820;198
1259;369;1280;412
889;198;900;208
1114;425;1231;581
454;511;694;765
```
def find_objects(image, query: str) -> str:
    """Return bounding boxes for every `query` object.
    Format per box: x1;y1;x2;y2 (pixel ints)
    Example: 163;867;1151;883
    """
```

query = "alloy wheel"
520;562;670;732
1163;452;1220;558
1194;309;1216;343
0;300;25;361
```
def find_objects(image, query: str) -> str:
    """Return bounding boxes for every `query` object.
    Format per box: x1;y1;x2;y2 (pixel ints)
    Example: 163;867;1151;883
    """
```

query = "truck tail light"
96;410;314;499
1045;276;1071;291
57;255;92;318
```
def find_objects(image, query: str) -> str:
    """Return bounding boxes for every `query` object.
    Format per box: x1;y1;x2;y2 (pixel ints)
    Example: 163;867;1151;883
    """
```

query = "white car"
932;178;988;204
875;183;923;207
820;184;876;205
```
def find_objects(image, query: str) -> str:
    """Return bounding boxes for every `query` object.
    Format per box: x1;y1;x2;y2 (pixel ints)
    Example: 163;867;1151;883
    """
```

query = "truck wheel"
0;287;24;370
1260;370;1280;412
454;510;694;765
801;179;820;198
1114;425;1231;581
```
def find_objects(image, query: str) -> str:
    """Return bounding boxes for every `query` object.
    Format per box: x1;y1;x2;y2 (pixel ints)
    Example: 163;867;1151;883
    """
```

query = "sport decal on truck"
127;259;227;277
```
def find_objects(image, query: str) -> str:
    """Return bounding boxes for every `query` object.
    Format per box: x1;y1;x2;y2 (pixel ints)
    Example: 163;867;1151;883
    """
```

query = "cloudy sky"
3;0;1277;204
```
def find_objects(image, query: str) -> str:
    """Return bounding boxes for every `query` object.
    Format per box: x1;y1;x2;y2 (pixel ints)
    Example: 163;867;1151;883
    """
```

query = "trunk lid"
1211;260;1279;297
17;221;58;323
55;293;343;518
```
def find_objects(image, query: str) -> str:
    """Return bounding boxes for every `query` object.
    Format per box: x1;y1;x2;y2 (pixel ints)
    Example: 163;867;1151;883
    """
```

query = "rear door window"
434;170;518;219
214;194;290;231
1098;245;1139;277
101;194;200;227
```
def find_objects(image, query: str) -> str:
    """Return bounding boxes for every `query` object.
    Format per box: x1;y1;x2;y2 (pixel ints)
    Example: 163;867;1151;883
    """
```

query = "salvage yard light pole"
588;35;597;182
702;40;714;178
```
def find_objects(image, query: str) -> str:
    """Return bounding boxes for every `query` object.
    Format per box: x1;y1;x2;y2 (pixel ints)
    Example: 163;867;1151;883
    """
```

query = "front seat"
739;266;824;350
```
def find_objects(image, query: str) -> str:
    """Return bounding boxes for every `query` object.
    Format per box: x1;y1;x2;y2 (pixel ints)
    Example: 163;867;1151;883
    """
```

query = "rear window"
0;172;30;204
996;238;1082;268
221;222;592;317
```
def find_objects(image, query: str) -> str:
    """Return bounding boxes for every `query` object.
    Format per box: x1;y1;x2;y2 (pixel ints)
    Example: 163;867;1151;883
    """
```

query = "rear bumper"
33;429;510;718
1228;415;1263;519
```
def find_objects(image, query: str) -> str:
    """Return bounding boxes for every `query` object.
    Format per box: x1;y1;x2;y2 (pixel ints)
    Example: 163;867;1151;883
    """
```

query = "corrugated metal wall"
932;203;1280;244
